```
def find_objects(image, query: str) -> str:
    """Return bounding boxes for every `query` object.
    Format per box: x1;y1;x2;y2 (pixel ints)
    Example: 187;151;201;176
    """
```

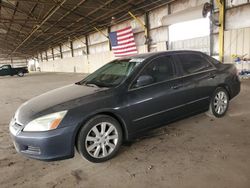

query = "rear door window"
176;53;213;75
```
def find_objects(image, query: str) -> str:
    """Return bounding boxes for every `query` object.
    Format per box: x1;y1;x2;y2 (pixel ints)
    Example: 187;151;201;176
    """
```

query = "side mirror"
135;75;154;88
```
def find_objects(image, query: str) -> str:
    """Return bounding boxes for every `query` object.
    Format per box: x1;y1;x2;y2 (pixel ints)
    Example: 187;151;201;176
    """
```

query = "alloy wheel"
85;122;118;158
214;91;228;115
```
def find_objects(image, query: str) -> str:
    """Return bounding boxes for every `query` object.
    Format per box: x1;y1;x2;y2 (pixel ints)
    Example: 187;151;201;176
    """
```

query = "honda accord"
9;51;240;163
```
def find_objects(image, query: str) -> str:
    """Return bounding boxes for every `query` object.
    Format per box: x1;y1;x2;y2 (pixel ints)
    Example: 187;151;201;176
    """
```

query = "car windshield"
77;58;143;88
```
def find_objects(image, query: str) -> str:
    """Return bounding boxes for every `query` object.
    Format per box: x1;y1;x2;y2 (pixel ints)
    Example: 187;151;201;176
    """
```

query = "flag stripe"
112;42;136;50
115;51;138;57
113;46;137;53
112;45;136;51
117;33;133;40
116;27;132;33
118;37;135;45
117;30;133;37
114;49;138;54
118;35;135;42
117;29;133;37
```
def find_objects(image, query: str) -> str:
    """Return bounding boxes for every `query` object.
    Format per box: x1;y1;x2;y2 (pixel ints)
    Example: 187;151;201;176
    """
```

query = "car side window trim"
129;75;183;92
128;53;217;92
178;68;217;79
128;55;177;91
203;54;220;67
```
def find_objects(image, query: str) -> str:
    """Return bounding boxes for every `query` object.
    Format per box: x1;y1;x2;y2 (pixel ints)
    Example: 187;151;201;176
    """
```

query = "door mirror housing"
135;75;154;88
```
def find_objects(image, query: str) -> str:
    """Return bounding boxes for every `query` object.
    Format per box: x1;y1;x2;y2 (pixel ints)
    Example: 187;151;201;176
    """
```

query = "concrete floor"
0;73;250;188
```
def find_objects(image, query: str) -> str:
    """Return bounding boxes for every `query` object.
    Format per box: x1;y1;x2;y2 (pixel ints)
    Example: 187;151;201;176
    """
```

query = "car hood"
15;84;109;125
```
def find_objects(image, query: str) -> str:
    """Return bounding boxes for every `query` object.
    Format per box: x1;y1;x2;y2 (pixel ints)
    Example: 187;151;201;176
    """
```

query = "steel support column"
70;41;74;57
59;45;63;59
85;35;89;55
216;0;225;62
52;48;54;60
145;12;150;52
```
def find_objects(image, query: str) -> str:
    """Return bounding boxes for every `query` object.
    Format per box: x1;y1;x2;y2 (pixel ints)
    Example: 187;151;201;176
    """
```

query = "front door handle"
209;73;216;79
171;84;182;90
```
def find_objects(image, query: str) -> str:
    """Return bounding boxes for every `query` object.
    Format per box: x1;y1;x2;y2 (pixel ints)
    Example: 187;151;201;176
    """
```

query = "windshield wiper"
85;83;100;88
75;81;101;88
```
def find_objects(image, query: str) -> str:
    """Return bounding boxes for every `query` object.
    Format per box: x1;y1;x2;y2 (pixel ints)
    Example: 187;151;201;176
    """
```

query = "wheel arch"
217;84;231;99
74;111;129;150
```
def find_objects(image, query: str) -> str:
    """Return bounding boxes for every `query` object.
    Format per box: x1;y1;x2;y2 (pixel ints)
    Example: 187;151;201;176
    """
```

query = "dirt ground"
0;72;250;188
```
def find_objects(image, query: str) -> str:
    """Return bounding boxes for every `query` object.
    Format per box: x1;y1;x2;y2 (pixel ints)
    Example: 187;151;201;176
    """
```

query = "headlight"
23;111;67;132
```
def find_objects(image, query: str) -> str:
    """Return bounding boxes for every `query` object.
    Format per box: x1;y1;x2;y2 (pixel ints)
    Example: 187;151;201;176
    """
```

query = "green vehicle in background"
0;64;29;77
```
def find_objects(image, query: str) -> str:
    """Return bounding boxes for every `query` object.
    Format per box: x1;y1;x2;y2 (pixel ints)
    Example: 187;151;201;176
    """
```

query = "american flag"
109;26;138;57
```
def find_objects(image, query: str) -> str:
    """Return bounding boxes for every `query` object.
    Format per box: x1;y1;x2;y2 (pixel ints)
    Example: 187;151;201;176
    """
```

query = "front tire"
77;115;123;163
209;87;229;118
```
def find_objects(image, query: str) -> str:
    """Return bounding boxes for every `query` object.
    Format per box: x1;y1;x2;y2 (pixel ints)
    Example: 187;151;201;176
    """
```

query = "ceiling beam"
25;0;89;47
9;0;68;56
28;0;116;49
15;2;38;39
29;0;168;53
5;2;19;40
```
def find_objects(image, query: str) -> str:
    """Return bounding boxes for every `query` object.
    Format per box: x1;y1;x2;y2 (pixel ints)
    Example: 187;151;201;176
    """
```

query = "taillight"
232;66;239;76
233;67;241;81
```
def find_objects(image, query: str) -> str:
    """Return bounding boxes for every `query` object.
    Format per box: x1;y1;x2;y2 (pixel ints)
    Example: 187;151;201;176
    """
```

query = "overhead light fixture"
111;16;116;25
0;28;7;34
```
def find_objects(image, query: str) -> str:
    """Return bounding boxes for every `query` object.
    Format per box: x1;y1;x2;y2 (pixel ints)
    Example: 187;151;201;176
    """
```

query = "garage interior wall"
224;3;250;67
38;0;250;73
0;57;27;67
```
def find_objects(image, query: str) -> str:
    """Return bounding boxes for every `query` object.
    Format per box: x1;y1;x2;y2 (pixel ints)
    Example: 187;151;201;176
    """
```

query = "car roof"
120;50;203;60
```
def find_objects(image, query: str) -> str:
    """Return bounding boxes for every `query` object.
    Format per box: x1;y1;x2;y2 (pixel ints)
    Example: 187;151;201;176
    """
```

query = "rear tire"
208;87;229;118
17;71;24;77
77;115;123;163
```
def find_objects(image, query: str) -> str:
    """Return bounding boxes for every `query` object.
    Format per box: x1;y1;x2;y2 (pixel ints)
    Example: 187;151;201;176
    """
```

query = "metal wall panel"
171;0;207;14
72;36;87;57
134;32;146;46
224;28;250;63
88;29;108;45
62;42;71;52
150;27;169;44
61;42;71;58
0;58;27;66
111;16;144;33
170;36;210;53
53;46;61;60
162;5;204;26
226;4;250;30
88;29;109;55
73;36;86;49
42;52;47;61
89;42;109;54
226;0;248;7
149;5;168;29
47;49;53;61
74;47;87;56
111;20;131;31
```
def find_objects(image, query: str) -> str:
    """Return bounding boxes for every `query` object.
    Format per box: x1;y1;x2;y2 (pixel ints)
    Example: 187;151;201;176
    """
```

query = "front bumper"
9;123;75;161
